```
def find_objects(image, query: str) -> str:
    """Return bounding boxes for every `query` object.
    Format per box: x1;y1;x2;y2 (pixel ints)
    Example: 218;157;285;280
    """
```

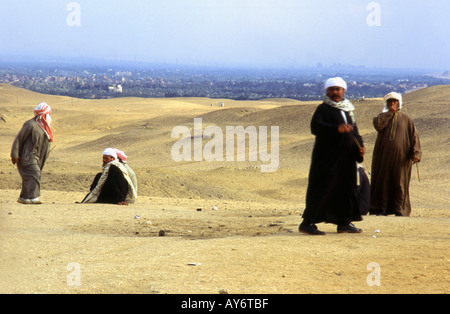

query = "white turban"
103;148;117;159
383;92;403;113
324;77;347;91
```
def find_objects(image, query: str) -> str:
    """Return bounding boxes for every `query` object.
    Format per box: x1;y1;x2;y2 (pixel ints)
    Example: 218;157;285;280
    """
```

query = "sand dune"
403;85;450;103
0;83;449;294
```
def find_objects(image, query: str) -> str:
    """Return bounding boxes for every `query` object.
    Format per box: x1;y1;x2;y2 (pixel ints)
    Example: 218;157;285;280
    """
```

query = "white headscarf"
383;92;403;113
103;148;117;159
324;77;348;91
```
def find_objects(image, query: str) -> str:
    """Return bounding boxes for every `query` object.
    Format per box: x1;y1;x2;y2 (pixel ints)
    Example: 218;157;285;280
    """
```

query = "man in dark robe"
81;148;136;205
299;77;366;235
11;103;53;204
370;92;421;216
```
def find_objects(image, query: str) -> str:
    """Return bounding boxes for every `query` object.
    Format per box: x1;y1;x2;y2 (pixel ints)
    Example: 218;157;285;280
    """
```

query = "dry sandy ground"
0;84;449;294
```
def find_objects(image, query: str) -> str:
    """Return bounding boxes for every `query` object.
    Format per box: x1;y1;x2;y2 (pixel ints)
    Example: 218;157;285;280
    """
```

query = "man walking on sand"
11;102;54;204
299;77;366;235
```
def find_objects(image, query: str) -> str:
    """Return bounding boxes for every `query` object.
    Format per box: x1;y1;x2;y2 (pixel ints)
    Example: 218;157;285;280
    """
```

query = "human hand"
338;124;353;133
360;146;366;157
11;157;19;165
387;99;399;113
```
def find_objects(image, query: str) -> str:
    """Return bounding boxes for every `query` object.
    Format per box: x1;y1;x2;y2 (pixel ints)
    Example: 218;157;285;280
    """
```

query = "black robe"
302;103;364;225
86;164;129;204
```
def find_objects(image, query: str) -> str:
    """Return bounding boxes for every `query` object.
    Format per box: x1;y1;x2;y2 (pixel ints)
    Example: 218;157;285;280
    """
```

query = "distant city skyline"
1;0;449;71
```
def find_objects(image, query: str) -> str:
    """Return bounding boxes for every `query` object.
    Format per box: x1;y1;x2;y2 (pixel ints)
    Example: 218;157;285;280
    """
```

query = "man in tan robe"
370;92;422;216
11;103;53;204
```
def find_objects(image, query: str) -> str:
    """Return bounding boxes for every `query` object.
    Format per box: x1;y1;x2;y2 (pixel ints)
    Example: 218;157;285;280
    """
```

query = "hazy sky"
1;0;449;70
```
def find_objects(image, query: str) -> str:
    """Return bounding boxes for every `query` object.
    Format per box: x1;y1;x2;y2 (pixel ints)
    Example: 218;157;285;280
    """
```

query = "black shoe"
337;223;362;234
299;223;326;235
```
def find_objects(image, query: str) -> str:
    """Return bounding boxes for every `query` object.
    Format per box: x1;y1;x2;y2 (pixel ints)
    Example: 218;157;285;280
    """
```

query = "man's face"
387;99;400;113
103;155;115;166
326;87;345;102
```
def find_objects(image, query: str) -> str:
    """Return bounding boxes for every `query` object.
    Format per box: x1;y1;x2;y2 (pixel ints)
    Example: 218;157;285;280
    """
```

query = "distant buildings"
108;84;123;93
0;63;448;100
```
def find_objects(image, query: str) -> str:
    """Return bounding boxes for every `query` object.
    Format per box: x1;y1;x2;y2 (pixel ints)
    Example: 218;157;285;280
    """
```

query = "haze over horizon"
1;0;449;71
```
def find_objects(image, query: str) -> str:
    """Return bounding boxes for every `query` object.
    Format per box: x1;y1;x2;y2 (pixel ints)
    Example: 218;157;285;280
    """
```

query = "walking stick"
415;162;421;182
47;145;57;158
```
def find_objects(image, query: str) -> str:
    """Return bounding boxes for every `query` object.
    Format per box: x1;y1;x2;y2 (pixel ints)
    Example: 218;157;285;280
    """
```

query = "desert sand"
0;83;448;294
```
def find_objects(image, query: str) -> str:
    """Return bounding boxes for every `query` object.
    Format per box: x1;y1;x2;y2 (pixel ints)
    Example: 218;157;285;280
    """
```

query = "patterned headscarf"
34;102;54;142
114;149;128;163
323;96;356;124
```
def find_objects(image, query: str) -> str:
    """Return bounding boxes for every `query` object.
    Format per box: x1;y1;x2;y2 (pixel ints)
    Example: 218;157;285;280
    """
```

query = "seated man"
81;148;137;205
114;148;138;200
